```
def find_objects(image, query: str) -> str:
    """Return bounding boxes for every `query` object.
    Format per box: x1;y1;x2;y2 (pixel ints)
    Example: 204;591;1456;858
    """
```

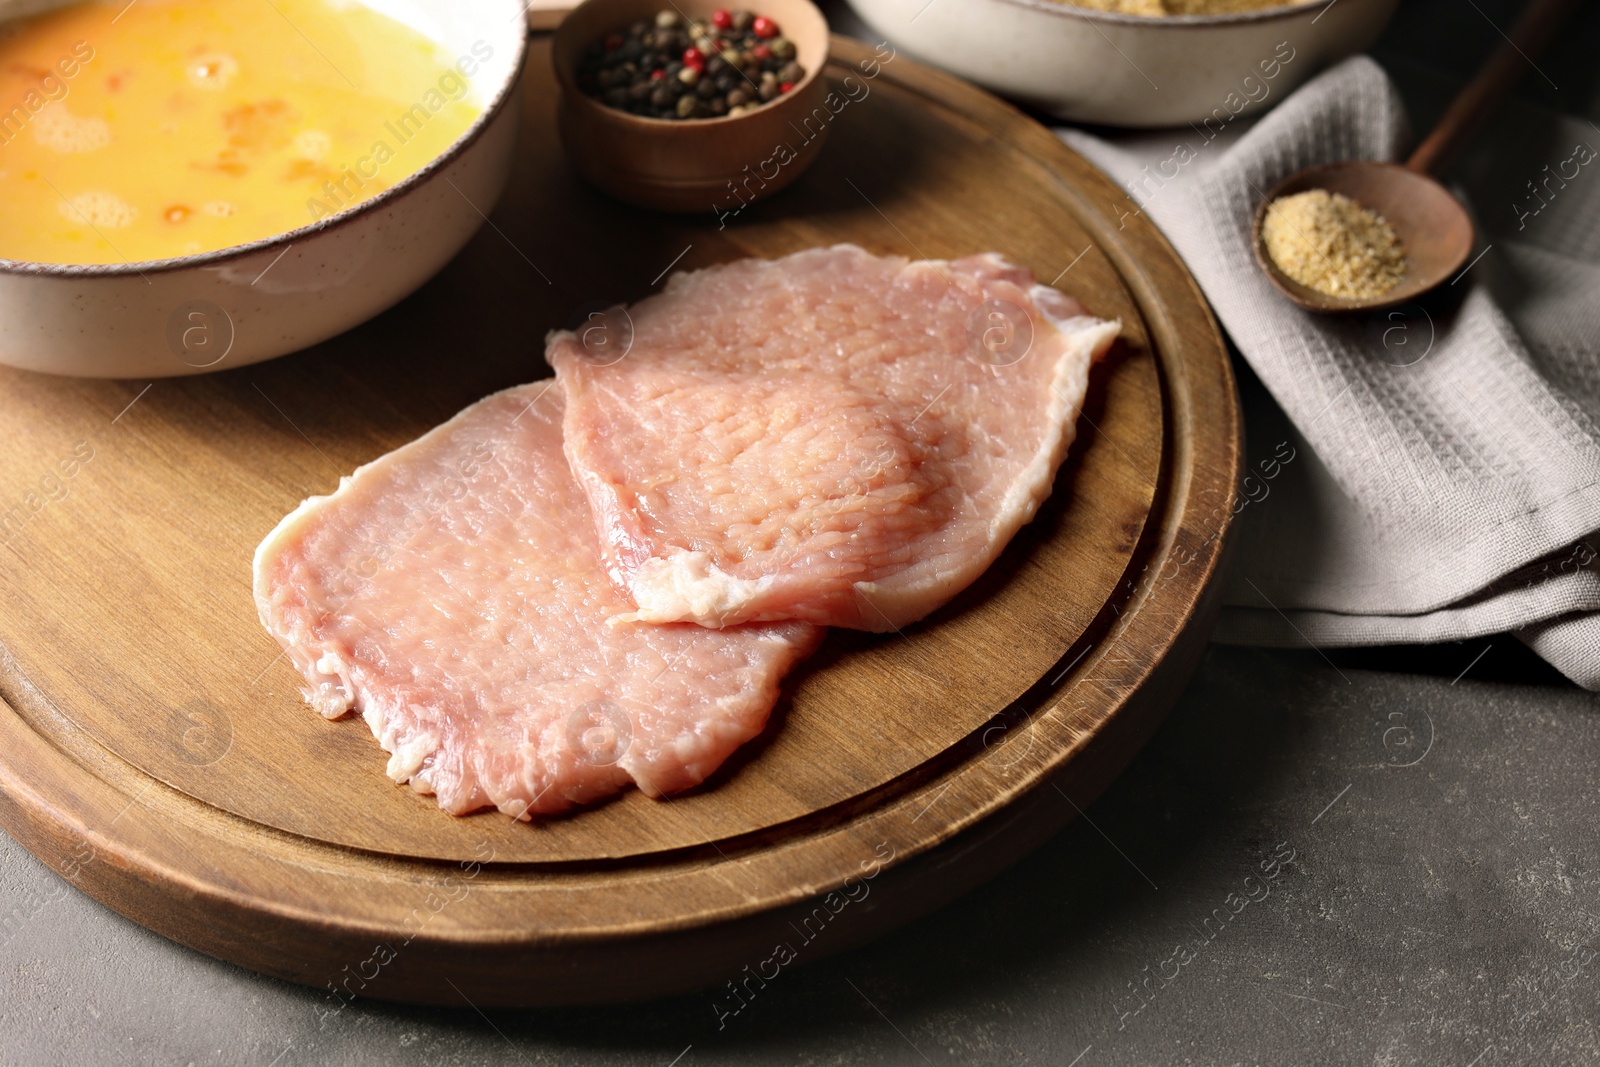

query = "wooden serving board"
0;36;1239;1005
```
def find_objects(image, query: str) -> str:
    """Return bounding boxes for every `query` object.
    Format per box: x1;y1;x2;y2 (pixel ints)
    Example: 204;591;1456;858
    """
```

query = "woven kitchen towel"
1059;56;1600;687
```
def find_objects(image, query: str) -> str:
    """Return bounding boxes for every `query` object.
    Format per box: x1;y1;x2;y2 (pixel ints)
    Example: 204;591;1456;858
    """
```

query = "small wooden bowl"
552;0;831;213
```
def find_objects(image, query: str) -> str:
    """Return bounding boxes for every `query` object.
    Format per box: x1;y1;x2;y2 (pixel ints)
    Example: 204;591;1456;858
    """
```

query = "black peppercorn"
577;9;807;122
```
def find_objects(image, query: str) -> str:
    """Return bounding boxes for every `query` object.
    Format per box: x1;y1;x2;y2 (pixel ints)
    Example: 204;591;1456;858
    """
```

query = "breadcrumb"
1262;189;1408;299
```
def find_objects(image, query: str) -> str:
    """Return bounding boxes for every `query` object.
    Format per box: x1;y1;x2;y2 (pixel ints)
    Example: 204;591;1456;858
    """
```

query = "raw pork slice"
548;244;1121;632
252;384;821;819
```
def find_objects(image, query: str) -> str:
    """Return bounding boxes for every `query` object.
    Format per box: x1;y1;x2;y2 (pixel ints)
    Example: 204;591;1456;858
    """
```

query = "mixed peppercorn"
576;9;807;121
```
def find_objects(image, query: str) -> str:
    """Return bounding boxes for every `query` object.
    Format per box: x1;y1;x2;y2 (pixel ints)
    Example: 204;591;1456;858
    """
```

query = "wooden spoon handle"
1405;0;1584;176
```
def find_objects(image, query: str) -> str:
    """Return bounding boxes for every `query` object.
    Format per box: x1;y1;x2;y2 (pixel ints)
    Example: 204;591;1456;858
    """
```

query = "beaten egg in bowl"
0;0;527;377
0;0;489;264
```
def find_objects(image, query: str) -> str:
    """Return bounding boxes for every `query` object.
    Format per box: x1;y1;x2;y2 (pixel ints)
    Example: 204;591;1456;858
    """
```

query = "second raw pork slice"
548;244;1121;631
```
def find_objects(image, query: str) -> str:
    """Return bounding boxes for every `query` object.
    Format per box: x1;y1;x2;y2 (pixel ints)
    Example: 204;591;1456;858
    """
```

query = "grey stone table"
5;0;1599;1063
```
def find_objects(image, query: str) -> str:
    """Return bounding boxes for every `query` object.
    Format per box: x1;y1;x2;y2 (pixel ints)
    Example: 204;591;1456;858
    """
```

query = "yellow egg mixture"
0;0;485;265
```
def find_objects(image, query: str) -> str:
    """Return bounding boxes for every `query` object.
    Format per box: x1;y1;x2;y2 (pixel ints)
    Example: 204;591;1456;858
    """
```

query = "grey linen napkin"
1058;56;1600;687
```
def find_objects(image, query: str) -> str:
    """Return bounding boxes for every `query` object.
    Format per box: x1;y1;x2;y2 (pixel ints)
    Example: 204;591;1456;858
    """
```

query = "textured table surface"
5;0;1599;1063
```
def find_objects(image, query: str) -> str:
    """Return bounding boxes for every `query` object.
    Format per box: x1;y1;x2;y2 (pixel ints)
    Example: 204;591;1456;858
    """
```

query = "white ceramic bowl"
844;0;1397;127
0;0;528;378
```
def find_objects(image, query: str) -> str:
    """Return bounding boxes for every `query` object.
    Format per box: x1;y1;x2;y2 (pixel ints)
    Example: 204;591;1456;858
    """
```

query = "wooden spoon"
1252;0;1581;314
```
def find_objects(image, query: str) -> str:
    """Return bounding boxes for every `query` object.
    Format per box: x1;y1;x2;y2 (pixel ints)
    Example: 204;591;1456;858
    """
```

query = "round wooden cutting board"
0;36;1239;1006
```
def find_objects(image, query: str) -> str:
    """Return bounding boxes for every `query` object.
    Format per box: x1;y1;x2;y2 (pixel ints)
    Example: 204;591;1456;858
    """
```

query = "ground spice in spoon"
1262;189;1408;299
